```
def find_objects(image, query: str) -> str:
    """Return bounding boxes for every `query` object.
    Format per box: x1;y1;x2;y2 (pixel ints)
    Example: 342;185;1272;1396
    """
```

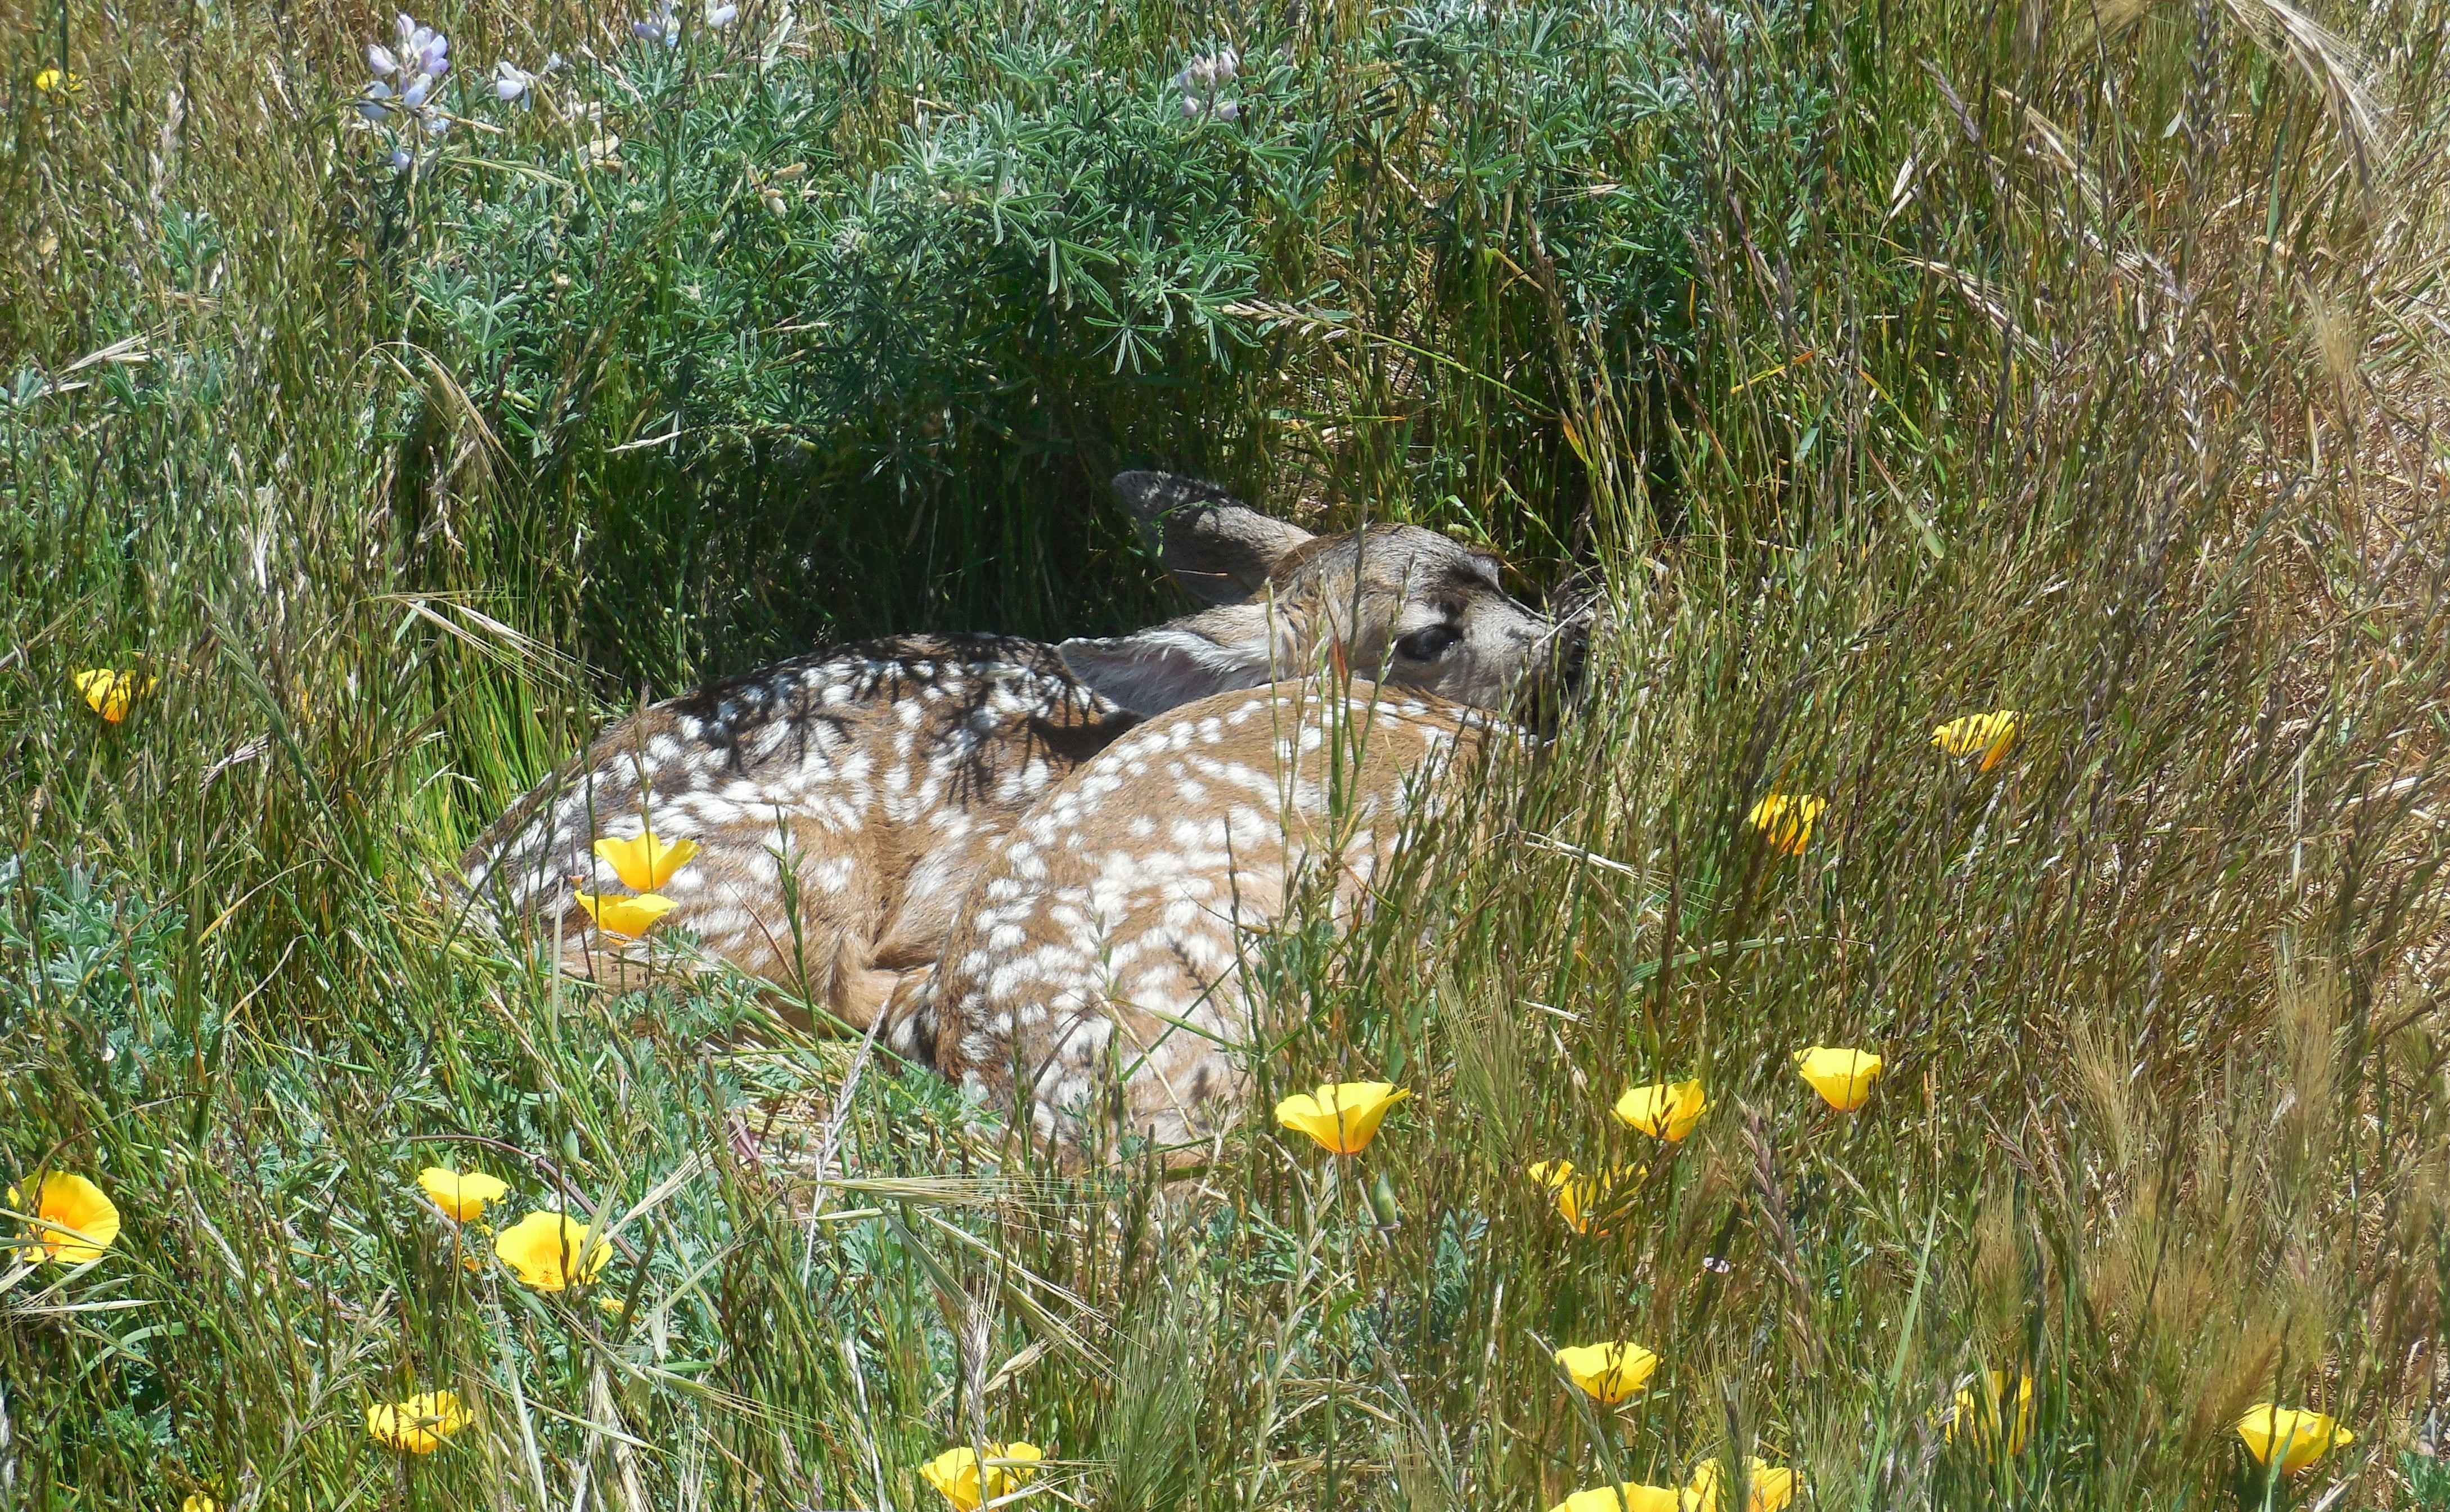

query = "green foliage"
3;0;2448;1504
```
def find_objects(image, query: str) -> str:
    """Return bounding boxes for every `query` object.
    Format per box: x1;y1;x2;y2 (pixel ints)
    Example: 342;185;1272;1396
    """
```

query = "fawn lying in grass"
458;471;1578;1061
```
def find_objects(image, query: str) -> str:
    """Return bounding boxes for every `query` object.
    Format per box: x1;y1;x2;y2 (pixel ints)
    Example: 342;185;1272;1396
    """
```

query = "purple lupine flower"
705;1;739;26
632;3;681;44
1174;46;1242;120
358;14;452;155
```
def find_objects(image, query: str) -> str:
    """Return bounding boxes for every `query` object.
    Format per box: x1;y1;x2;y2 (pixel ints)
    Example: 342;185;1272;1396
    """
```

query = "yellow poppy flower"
73;669;156;723
1548;1482;1683;1512
366;1390;469;1454
1931;710;2019;773
1746;795;1826;856
11;1172;121;1264
918;1442;1043;1510
493;1210;613;1290
417;1167;509;1223
1614;1079;1709;1142
1685;1457;1796;1512
183;1496;221;1512
2236;1404;2353;1473
593;830;700;892
1945;1371;2034;1455
573;890;675;939
35;68;86;94
1792;1048;1883;1112
1273;1081;1412;1155
1528;1160;1623;1234
1553;1341;1660;1404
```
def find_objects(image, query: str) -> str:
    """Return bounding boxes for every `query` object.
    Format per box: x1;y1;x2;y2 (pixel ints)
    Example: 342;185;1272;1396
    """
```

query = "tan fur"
458;635;1131;1041
929;680;1489;1154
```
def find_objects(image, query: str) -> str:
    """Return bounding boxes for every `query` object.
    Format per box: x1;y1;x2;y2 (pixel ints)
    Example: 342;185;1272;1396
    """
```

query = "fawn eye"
1395;624;1462;662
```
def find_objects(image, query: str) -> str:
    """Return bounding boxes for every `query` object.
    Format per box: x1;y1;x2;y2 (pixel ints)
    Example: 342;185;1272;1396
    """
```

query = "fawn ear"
1058;602;1284;716
1112;470;1312;606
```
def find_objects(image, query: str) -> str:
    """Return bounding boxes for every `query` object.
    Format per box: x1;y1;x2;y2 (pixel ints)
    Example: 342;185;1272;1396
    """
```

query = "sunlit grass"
5;0;2449;1505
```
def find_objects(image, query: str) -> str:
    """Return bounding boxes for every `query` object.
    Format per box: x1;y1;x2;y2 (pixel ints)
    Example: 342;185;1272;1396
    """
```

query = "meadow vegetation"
5;0;2450;1504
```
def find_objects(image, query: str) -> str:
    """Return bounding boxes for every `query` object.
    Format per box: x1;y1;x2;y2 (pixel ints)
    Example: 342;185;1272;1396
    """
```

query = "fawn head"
1060;471;1587;718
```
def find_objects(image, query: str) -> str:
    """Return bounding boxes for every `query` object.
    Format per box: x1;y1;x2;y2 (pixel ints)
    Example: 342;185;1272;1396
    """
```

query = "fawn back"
930;680;1495;1155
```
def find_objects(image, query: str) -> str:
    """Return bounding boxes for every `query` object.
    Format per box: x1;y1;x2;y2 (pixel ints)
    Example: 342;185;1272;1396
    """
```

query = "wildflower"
1172;46;1239;89
2236;1405;2353;1474
1549;1483;1682;1512
11;1172;121;1264
491;61;533;101
1273;1081;1411;1155
574;890;675;939
1747;795;1826;856
594;830;700;892
1553;1341;1660;1404
360;15;449;137
632;3;681;44
366;1390;468;1453
919;1442;1042;1510
389;147;417;175
705;1;739;26
597;1295;628;1319
1685;1458;1796;1512
1174;46;1240;120
34;68;86;94
1527;1159;1620;1234
1931;710;2018;773
493;1210;612;1290
74;668;155;723
416;1166;509;1222
1614;1079;1708;1142
1792;1047;1883;1112
183;1496;221;1512
1701;1255;1733;1274
1945;1371;2034;1456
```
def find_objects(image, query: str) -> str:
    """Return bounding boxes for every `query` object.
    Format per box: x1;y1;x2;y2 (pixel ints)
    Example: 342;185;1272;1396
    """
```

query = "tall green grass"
5;0;2449;1505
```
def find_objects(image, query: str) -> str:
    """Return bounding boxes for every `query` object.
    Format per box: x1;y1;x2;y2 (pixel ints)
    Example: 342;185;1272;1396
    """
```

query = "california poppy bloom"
493;1210;612;1290
1547;1482;1681;1512
1746;795;1826;855
1685;1457;1796;1512
1792;1048;1883;1112
2236;1405;2354;1473
11;1172;120;1264
1554;1341;1660;1404
574;890;675;939
1274;1082;1411;1154
366;1390;468;1453
73;669;156;723
1945;1371;2034;1455
919;1442;1042;1510
593;830;700;892
1615;1079;1709;1142
1931;711;2019;772
1528;1160;1621;1234
417;1167;509;1222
